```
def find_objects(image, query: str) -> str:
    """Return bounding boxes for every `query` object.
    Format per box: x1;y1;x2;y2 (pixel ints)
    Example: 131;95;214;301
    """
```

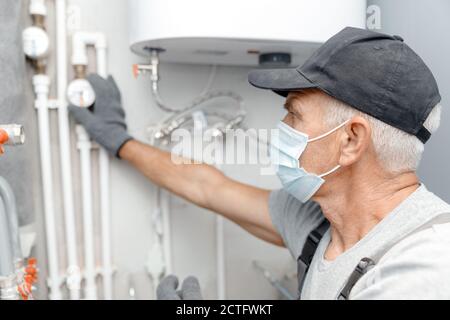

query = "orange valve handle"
132;64;139;79
0;129;8;154
0;129;9;144
28;257;37;266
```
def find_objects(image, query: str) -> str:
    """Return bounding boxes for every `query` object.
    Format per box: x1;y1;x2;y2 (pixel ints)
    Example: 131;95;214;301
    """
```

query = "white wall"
35;0;296;299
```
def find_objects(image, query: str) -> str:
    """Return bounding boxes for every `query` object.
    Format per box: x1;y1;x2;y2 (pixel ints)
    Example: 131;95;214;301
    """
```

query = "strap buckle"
338;257;375;300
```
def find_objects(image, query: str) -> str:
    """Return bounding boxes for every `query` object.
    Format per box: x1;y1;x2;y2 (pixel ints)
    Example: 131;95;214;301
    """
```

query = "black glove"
157;275;203;300
68;74;133;157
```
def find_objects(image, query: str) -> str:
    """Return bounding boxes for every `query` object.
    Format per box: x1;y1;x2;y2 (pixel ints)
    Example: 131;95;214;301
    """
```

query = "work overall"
296;210;450;300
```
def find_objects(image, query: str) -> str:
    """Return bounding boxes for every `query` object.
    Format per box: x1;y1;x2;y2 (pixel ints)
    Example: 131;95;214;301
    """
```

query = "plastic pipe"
27;0;61;300
96;43;113;301
146;133;169;291
0;177;22;264
160;189;172;275
216;216;226;299
0;274;19;300
30;0;47;16
33;74;62;300
71;32;106;67
55;0;81;300
99;149;113;300
76;125;97;300
214;158;226;299
72;31;113;299
0;200;14;278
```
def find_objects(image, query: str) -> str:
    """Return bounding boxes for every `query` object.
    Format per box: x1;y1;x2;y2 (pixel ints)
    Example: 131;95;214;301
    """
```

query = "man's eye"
293;112;302;120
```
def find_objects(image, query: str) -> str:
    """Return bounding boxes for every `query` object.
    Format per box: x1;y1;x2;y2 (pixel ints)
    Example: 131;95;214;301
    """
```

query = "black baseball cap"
248;27;441;143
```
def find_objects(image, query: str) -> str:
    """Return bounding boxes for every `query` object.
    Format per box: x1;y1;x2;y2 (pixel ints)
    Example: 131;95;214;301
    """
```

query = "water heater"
128;0;367;66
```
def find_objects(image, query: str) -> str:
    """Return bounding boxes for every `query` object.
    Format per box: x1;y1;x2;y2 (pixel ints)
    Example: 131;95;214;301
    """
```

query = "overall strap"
297;219;330;299
337;257;375;300
337;212;450;300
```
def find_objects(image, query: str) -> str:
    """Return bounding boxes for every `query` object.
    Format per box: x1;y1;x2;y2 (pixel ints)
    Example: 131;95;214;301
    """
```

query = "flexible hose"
0;201;14;277
0;177;22;262
152;80;244;114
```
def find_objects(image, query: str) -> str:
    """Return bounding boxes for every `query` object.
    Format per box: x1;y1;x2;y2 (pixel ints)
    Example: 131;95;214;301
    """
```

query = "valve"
132;48;161;80
132;63;154;79
17;258;38;300
0;125;26;146
0;124;25;155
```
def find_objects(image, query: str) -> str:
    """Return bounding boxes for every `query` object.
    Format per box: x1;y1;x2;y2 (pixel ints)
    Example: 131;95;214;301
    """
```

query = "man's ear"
338;116;371;167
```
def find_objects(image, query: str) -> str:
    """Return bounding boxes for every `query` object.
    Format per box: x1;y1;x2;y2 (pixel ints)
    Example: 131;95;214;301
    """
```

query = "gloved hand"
68;74;133;157
157;275;203;300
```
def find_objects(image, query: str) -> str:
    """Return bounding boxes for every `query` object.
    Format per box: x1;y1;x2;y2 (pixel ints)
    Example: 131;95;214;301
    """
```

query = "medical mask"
271;120;349;203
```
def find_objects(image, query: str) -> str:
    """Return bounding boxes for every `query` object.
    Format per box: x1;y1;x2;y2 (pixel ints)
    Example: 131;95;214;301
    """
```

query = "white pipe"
96;47;107;78
0;177;22;262
0;201;14;277
160;190;172;275
71;32;106;67
55;0;80;300
30;0;47;16
147;133;169;289
76;125;97;300
214;160;226;299
33;74;62;300
146;194;165;290
94;37;113;301
99;149;113;299
72;31;113;300
216;216;225;299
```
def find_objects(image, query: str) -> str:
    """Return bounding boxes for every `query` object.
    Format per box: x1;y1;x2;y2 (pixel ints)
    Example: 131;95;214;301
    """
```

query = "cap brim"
248;68;317;97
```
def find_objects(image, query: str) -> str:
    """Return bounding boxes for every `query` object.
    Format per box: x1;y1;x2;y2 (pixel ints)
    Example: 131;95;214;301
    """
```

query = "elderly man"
70;27;450;300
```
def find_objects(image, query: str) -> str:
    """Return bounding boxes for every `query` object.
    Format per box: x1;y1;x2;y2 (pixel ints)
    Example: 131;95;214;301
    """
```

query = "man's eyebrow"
283;102;292;111
284;97;302;113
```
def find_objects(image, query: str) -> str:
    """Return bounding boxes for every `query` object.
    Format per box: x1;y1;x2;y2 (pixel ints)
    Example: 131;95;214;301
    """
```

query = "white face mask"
271;120;349;203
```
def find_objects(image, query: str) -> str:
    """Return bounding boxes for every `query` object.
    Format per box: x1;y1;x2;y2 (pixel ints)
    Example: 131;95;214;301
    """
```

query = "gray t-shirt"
269;184;450;299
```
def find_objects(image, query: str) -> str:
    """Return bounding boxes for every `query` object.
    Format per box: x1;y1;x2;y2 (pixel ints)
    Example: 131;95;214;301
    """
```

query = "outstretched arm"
119;140;284;247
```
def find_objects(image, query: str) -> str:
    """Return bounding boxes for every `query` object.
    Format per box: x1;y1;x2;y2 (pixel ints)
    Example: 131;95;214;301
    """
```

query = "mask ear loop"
318;164;341;178
310;120;350;178
308;120;350;143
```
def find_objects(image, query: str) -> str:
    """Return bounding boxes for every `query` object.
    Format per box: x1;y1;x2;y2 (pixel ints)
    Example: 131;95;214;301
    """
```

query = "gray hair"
323;97;442;174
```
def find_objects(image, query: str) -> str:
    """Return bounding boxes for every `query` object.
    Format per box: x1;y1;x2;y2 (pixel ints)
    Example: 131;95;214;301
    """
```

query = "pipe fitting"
24;1;48;61
72;32;107;66
30;0;47;16
149;50;159;82
0;125;26;146
33;74;50;94
73;65;87;79
132;50;159;82
32;14;46;28
0;274;19;300
66;265;81;292
76;125;91;146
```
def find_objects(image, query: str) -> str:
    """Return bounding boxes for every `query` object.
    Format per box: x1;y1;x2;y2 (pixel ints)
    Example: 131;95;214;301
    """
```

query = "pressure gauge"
67;79;96;108
22;26;50;59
